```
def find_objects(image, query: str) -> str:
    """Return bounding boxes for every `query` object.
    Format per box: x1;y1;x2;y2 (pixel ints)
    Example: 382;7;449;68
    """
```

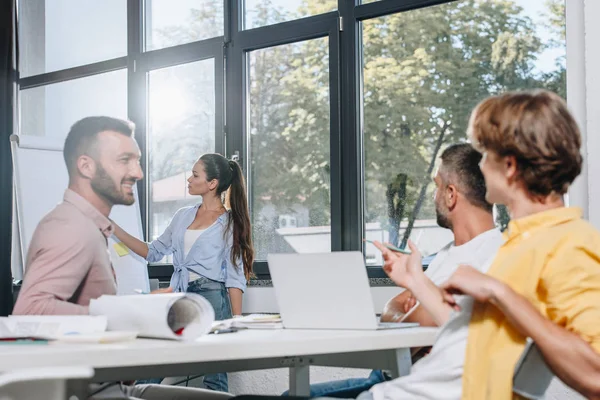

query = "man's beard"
436;206;452;230
91;163;136;206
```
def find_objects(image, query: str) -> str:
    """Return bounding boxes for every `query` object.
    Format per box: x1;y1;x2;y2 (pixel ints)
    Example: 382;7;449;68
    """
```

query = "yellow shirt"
462;207;600;400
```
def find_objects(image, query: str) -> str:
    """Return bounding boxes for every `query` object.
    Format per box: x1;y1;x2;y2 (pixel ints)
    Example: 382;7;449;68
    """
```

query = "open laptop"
267;252;419;330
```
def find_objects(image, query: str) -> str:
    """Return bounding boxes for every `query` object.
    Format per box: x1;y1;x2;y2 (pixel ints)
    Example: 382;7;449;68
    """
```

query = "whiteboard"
10;134;150;295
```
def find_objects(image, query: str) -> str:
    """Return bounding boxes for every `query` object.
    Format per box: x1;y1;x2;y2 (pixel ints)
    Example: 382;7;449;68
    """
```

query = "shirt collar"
63;189;114;238
504;207;582;240
193;200;230;224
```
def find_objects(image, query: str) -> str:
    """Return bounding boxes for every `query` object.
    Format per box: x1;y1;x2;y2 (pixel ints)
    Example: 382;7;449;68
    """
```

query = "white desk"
0;328;438;396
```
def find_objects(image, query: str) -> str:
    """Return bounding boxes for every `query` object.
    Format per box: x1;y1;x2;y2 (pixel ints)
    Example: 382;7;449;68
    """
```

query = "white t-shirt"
422;243;454;285
370;228;504;400
184;229;205;282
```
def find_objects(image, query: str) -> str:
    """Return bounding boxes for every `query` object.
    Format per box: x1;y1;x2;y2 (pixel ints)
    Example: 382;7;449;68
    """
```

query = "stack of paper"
0;316;108;341
90;293;215;340
212;314;283;331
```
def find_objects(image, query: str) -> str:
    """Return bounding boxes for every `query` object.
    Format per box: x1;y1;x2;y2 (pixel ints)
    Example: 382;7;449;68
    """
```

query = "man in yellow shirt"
437;90;600;399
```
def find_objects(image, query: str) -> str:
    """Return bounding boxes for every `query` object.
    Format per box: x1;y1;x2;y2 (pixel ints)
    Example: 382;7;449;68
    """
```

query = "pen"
363;239;412;254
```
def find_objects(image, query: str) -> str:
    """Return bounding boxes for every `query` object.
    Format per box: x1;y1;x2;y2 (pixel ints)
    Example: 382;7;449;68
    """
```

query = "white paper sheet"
1;316;108;339
56;331;138;344
89;293;214;341
212;314;283;331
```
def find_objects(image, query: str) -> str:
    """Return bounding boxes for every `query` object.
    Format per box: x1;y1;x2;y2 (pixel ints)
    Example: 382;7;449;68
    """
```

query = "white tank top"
184;229;205;282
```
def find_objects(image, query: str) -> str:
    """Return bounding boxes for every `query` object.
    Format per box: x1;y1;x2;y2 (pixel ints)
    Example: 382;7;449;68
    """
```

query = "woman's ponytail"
226;160;254;280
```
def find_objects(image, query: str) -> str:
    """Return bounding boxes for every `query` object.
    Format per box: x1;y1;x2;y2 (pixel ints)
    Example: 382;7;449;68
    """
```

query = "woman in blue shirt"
113;153;254;392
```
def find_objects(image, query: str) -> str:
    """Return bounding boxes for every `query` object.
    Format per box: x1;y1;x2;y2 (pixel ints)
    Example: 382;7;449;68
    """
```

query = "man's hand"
150;287;174;294
439;265;506;310
377;241;453;327
404;294;417;313
373;240;424;289
381;292;417;322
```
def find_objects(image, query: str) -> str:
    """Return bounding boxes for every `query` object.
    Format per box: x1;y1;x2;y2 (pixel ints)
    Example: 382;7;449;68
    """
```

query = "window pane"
145;0;224;51
18;0;127;77
148;60;216;262
244;0;336;30
20;70;127;140
249;38;331;260
362;0;566;266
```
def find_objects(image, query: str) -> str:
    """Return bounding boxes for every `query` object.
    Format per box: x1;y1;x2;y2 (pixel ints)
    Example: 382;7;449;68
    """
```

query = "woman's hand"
111;221;150;259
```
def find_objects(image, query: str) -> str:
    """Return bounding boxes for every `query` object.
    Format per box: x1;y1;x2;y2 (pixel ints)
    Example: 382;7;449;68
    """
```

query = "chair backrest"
0;366;93;400
513;338;555;399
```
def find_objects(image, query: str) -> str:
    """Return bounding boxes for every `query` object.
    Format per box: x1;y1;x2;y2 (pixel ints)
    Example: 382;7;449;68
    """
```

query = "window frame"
130;0;226;251
135;42;225;250
15;0;567;282
227;4;342;278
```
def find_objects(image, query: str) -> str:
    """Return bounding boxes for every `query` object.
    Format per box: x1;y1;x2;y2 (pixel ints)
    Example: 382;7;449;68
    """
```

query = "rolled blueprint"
89;293;215;340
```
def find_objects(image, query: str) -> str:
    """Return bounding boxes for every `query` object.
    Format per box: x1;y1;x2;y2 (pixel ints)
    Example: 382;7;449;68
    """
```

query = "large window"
145;0;224;50
362;0;566;265
20;70;127;140
243;0;336;30
248;38;332;260
16;0;567;279
147;59;217;249
18;0;127;77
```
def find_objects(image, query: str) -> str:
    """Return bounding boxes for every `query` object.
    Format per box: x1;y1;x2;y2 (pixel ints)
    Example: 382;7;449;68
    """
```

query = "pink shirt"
13;189;117;315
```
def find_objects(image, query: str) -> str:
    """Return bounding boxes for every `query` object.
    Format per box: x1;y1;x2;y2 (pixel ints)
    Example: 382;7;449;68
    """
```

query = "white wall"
554;1;600;398
570;0;600;228
582;0;600;229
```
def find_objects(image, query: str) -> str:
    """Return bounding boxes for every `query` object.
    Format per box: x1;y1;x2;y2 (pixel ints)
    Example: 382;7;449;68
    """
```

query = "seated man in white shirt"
282;143;504;398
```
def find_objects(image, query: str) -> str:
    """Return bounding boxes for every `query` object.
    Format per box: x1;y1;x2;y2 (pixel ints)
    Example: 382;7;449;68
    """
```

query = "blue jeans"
282;370;387;398
188;276;232;392
137;277;232;392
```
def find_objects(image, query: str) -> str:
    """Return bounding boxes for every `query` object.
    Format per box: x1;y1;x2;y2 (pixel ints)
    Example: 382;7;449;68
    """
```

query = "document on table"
212;314;283;331
0;316;107;340
89;293;215;341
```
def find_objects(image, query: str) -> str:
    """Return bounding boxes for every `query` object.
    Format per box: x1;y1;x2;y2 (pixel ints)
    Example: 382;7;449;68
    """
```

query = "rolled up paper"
89;293;215;341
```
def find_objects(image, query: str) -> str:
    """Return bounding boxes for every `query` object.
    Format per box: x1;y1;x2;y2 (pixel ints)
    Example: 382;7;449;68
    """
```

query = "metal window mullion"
18;57;128;89
237;12;338;51
354;0;455;21
329;24;343;252
215;44;226;156
136;38;225;72
128;0;147;240
338;0;364;254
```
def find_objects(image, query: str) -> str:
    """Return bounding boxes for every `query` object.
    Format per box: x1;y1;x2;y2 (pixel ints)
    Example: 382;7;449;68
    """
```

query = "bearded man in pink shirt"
12;117;232;400
13;116;143;315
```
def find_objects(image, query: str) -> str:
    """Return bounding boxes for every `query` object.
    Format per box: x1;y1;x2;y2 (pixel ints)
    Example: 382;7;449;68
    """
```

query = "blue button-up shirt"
146;204;247;293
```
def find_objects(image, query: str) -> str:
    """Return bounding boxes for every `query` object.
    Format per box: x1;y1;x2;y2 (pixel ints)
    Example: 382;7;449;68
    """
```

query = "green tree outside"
150;0;566;255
